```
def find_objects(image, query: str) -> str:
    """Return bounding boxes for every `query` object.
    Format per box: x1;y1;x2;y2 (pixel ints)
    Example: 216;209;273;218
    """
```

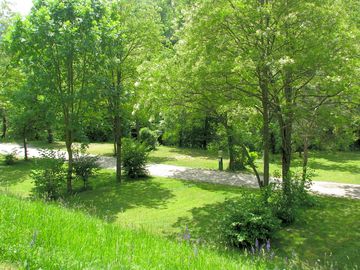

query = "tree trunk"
65;125;73;194
113;117;117;156
1;114;6;139
114;114;122;183
279;69;294;198
47;127;54;144
23;131;28;161
202;116;210;149
302;136;309;182
226;125;236;171
261;83;270;187
241;144;262;187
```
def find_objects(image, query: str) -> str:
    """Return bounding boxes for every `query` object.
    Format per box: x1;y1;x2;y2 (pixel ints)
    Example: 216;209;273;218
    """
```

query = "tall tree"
98;0;163;182
8;0;105;192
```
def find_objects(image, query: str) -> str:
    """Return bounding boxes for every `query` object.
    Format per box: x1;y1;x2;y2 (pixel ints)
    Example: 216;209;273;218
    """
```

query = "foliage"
122;138;149;178
31;150;66;200
3;150;17;165
265;171;315;224
73;145;100;190
220;194;281;248
139;127;158;150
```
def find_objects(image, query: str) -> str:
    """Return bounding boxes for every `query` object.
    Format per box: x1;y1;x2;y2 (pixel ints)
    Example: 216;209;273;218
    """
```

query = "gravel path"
1;143;359;199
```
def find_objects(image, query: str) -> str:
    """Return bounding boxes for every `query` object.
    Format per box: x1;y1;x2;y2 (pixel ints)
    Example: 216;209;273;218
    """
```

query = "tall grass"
0;194;281;270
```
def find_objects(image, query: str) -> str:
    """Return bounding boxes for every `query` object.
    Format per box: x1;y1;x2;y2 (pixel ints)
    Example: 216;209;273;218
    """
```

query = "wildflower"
266;239;271;252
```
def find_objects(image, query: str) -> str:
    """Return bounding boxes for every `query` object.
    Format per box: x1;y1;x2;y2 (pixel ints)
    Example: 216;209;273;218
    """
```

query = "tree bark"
64;116;73;193
1;114;6;139
47;127;54;144
302;136;309;182
278;69;294;198
114;114;122;183
23;131;28;161
225;124;236;171
260;78;270;187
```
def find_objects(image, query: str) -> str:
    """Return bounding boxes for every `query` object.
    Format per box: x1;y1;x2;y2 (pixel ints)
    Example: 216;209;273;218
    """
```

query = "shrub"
265;170;315;224
31;150;66;200
73;148;100;190
4;151;17;165
122;138;149;178
220;194;281;248
139;127;158;150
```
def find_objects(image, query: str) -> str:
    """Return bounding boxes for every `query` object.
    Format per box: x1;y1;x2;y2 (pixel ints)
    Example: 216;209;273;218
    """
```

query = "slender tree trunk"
23;130;28;161
279;69;294;198
202;116;210;149
113;117;117;156
64;116;73;193
225;125;236;171
1;114;6;139
260;82;270;187
241;144;262;187
114;114;122;183
47;127;54;144
302;136;309;182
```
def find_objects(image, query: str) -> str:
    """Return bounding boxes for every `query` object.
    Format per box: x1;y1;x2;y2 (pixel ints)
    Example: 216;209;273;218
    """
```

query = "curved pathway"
1;143;359;199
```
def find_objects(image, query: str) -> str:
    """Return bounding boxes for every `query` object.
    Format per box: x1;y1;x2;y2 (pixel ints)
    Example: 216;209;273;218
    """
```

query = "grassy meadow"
0;155;359;269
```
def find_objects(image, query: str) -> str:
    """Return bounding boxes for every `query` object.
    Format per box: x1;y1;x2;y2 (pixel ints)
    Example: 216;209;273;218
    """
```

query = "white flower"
278;56;295;66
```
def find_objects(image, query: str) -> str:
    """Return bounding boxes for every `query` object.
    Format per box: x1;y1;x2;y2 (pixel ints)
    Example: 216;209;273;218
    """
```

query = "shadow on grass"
66;172;175;223
167;147;221;159
307;161;360;175
171;194;248;243
148;156;177;164
273;196;360;267
0;159;35;186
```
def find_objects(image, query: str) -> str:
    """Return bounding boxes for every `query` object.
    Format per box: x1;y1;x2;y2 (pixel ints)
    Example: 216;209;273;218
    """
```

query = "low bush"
265;170;315;224
73;151;100;190
139;127;158;150
31;150;66;200
220;194;281;248
4;151;17;165
122;138;149;178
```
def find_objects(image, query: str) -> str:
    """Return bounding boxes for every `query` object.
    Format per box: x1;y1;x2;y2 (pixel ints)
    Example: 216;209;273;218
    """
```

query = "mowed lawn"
1;155;359;268
29;141;360;184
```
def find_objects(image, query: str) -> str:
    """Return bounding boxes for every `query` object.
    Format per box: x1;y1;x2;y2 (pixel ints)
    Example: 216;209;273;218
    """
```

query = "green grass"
28;141;360;184
1;155;359;268
1;194;276;270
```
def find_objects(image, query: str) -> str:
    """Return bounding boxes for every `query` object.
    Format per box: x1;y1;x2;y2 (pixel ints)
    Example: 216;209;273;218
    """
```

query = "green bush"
220;194;280;248
122;138;149;178
265;170;315;224
31;150;66;200
139;127;158;150
4;151;17;165
73;147;100;190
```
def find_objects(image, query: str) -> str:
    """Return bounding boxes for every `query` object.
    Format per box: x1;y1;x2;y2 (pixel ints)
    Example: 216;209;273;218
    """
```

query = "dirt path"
1;143;359;199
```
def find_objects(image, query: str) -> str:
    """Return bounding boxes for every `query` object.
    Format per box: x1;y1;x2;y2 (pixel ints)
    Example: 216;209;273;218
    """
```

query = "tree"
8;0;105;192
98;0;162;182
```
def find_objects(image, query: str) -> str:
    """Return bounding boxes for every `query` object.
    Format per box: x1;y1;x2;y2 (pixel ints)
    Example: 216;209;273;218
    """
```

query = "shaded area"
273;197;360;267
0;158;35;187
172;195;247;244
66;172;175;223
148;156;177;164
172;195;360;267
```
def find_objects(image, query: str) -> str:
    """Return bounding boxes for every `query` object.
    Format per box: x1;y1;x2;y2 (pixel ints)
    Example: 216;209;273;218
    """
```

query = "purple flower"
266;239;271;252
255;239;259;250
